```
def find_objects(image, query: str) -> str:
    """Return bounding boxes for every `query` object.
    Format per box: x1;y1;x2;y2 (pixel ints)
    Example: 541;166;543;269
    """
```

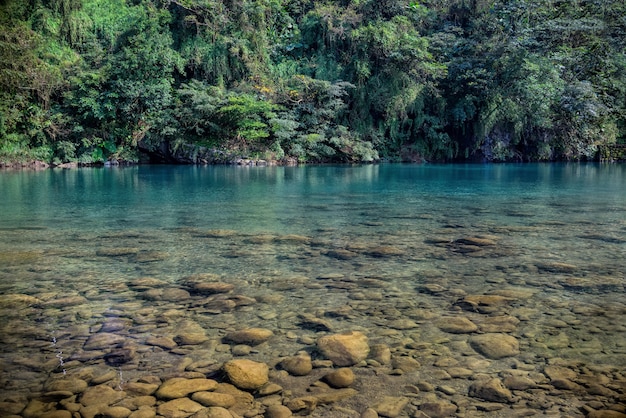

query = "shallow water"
0;163;625;417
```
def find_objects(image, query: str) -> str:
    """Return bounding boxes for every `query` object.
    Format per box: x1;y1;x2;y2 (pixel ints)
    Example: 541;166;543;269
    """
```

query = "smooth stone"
83;333;126;350
156;378;218;400
313;388;358;404
98;406;132;418
43;296;88;307
128;410;157;418
80;385;126;407
174;321;209;345
44;378;88;394
223;359;269;390
92;370;119;385
298;314;333;331
191;282;235;295
146;336;178;350
587;412;626;418
455;295;512;314
157;398;204;418
191;406;232;418
0;400;26;415
100;318;131;332
387;319;419;330
323;368;355;388
478;316;520;333
455;236;497;246
285;396;317;414
191;392;236;408
39;412;73;418
366;246;404;257
231;344;252;356
468;378;514;403
0;293;40;308
124;382;159;396
502;375;537;390
115;396;156;409
280;353;312;376
258;383;283;396
371;396;410;418
370;344;391;365
391;356;421;372
543;365;577;381
470;334;520;359
361;408;378;418
419;401;458;418
212;383;254;415
223;328;273;345
161;288;191;302
447;367;473;378
317;331;370;366
437;317;478;334
265;404;293;418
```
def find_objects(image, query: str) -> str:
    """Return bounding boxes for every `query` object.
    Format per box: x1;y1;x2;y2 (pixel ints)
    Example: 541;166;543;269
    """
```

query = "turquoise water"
0;163;624;416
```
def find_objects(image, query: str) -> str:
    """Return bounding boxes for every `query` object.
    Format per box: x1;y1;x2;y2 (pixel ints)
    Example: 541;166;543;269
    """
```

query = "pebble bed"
0;177;625;418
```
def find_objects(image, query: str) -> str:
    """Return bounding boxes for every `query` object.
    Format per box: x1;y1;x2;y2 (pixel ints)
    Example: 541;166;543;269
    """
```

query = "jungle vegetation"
1;0;625;164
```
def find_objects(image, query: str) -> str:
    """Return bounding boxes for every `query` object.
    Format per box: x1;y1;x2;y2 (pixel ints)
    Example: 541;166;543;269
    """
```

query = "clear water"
0;163;624;414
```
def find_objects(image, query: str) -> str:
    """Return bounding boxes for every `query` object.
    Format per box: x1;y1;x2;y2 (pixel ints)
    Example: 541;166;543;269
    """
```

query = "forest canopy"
1;0;625;164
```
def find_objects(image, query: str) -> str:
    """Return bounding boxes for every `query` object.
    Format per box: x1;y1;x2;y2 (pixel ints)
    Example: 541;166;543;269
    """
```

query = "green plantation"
1;0;625;164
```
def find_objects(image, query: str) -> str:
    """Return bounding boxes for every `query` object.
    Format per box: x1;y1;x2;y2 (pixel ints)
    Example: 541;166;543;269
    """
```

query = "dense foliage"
1;0;625;164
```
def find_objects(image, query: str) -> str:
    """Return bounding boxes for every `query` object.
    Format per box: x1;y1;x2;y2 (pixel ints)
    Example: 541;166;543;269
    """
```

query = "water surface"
0;163;624;416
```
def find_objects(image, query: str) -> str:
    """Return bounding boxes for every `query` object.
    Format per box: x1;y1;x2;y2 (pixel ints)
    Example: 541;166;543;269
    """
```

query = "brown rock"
157;398;204;418
313;388;358;404
146;336;177;350
469;333;519;359
129;410;157;418
455;295;512;314
265;404;293;418
39;411;73;418
323;368;355;388
478;315;520;333
191;392;236;408
156;378;218;400
420;401;458;418
80;385;126;407
371;396;410;417
192;282;235;294
223;328;273;346
317;331;370;366
468;378;514;403
83;333;126;350
436;316;478;334
174;320;208;345
44;378;88;394
223;359;269;390
587;412;626;418
279;353;312;376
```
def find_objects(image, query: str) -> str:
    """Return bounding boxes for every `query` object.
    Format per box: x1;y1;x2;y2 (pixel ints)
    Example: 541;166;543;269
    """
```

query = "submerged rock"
156;378;218;400
470;333;520;359
317;331;369;366
468;378;515;403
222;359;269;390
223;328;273;346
